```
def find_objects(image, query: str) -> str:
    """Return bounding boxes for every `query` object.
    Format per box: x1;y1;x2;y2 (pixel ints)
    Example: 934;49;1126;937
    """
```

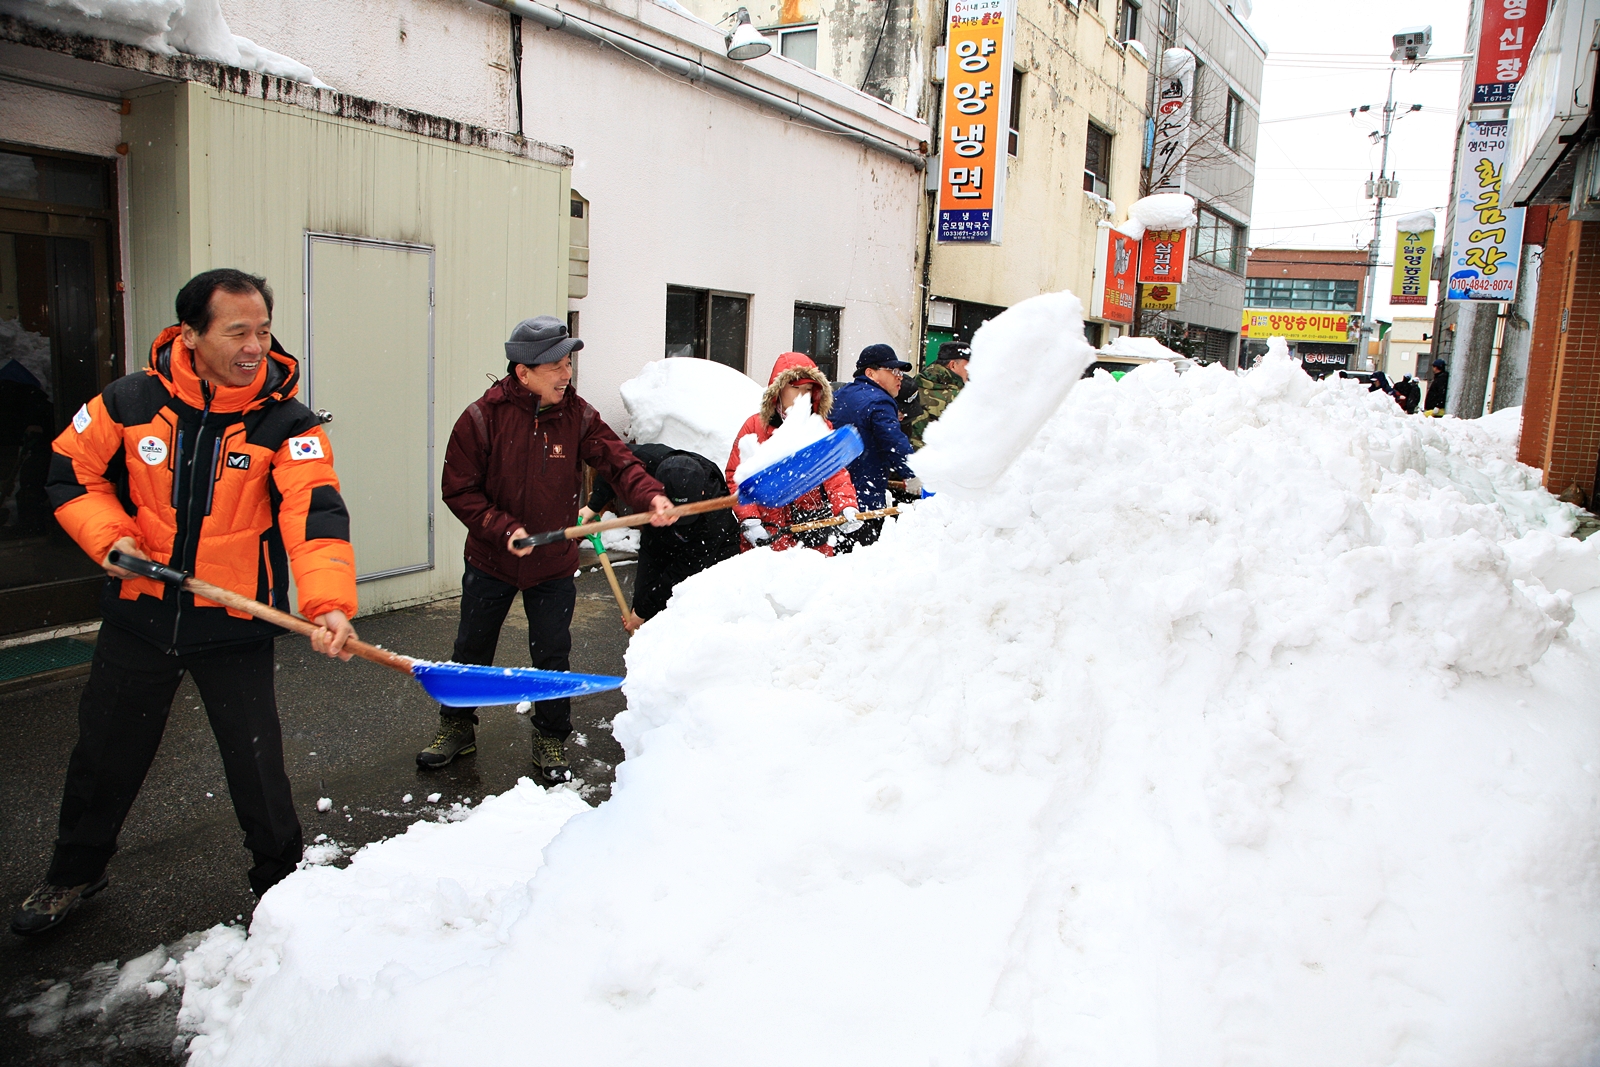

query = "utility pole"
1358;68;1398;374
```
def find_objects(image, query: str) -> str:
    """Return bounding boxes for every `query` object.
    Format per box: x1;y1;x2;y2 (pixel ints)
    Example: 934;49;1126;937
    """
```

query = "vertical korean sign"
1448;120;1525;302
1093;226;1137;324
1149;49;1195;194
1389;212;1434;306
1473;0;1547;106
937;0;1015;243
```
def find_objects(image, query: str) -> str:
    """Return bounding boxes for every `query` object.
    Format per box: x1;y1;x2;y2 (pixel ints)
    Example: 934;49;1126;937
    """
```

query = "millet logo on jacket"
226;452;251;470
137;436;167;465
551;443;566;458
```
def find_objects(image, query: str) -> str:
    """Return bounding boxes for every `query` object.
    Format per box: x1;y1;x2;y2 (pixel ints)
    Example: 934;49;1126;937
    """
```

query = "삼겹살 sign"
1448;121;1525;303
937;0;1015;244
1138;229;1188;285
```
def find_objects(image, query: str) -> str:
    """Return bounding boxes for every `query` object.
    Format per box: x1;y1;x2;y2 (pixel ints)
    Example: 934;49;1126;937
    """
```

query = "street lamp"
725;7;771;61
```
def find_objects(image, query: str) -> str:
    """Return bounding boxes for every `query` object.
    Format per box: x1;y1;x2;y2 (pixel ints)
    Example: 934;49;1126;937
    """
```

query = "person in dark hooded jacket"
1424;358;1449;415
583;444;740;632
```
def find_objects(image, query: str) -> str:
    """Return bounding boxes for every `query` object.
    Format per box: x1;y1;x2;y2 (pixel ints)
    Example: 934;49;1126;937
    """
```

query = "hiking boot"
416;717;476;769
531;730;571;784
10;877;108;936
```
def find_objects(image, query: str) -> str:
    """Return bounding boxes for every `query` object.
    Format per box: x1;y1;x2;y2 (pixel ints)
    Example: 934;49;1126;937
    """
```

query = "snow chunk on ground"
173;298;1600;1066
1;0;325;84
620;357;761;466
733;391;828;484
912;290;1095;499
1118;192;1197;239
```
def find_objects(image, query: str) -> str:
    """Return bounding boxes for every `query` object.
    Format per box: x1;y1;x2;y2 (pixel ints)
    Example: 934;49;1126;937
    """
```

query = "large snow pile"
177;296;1600;1066
0;0;325;84
619;357;761;466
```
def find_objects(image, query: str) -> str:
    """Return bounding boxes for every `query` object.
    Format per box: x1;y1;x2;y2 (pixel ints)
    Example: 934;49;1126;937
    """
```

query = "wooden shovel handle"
786;506;900;533
182;575;416;675
546;494;739;542
593;551;631;619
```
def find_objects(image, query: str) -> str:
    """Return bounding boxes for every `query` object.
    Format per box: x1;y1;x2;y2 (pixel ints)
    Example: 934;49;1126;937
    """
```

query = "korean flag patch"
73;404;92;433
288;435;325;460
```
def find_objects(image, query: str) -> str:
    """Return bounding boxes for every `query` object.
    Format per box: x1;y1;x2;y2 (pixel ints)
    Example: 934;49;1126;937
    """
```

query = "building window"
1118;0;1140;41
1084;122;1111;198
665;285;749;371
765;24;818;68
1245;277;1360;311
1224;91;1243;150
1008;69;1023;156
792;303;841;381
1194;205;1244;273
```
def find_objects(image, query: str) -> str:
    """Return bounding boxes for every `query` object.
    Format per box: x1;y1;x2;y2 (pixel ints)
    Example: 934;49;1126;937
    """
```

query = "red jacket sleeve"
440;401;521;545
579;405;664;512
726;414;765;523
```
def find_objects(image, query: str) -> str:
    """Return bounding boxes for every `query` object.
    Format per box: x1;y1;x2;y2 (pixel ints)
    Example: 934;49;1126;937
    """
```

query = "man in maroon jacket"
420;316;673;781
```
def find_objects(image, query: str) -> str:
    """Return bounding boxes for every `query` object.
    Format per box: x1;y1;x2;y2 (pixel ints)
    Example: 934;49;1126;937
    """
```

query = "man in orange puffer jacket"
10;269;358;937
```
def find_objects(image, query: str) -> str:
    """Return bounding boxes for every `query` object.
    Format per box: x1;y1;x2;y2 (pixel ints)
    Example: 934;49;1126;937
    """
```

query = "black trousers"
49;624;303;898
441;564;577;739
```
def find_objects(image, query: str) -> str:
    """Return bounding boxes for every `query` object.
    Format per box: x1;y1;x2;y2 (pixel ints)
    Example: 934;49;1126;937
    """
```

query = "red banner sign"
1137;229;1188;285
1098;229;1137;324
1474;0;1547;106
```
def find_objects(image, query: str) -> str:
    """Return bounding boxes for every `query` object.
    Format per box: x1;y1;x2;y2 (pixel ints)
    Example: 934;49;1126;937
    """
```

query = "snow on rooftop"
1097;334;1188;361
4;0;326;85
174;300;1600;1065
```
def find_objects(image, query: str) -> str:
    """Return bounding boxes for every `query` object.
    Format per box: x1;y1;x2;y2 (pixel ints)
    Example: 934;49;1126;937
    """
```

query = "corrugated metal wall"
121;81;570;614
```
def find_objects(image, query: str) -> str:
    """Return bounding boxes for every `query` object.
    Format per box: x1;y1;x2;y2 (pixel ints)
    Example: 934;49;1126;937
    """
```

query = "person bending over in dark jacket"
419;316;674;782
582;444;740;633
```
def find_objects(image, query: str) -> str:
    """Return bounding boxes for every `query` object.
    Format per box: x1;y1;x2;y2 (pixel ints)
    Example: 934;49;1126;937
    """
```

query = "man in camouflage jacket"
907;341;971;450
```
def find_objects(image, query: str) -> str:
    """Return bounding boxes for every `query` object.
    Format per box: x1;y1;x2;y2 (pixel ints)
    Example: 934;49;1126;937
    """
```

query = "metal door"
304;234;434;583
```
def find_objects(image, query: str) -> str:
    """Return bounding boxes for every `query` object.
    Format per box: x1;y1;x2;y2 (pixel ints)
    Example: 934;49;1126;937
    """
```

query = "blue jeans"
441;564;577;738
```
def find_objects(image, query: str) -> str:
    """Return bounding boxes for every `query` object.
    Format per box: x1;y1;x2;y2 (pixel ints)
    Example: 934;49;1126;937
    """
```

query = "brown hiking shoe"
416;717;476;769
531;730;571;784
10;877;108;936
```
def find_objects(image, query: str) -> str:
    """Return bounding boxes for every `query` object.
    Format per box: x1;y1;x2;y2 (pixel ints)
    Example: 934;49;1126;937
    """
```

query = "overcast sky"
1242;0;1472;319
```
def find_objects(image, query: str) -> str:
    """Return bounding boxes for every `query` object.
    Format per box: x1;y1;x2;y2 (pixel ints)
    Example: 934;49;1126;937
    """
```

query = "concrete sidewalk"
0;554;638;1065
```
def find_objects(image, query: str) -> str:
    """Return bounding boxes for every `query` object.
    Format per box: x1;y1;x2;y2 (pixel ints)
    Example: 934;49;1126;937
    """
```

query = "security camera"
1391;26;1432;62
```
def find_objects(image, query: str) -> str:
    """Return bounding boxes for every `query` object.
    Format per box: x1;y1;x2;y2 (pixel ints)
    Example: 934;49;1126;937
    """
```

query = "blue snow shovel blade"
737;425;864;508
410;661;624;707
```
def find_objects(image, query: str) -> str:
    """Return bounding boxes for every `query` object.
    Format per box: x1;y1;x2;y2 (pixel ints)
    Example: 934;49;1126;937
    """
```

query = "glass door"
0;146;121;635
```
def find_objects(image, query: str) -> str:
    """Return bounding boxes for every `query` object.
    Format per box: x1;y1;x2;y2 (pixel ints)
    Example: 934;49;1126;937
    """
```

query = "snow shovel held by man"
513;426;865;549
107;551;622;706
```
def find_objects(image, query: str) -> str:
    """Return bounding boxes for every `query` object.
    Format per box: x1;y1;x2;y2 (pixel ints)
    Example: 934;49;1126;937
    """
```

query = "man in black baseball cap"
424;315;674;781
830;344;917;546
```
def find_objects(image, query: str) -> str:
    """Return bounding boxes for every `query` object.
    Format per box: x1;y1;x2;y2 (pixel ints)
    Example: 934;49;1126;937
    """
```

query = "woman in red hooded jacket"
724;352;858;556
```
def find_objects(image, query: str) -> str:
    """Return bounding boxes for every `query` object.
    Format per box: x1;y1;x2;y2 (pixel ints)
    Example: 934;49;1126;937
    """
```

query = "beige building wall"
929;0;1149;319
1381;315;1433;381
121;80;571;614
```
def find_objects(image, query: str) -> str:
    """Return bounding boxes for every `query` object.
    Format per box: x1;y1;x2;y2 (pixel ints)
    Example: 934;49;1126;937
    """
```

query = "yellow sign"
1140;283;1178;310
1240;309;1354;343
1391;225;1434;305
